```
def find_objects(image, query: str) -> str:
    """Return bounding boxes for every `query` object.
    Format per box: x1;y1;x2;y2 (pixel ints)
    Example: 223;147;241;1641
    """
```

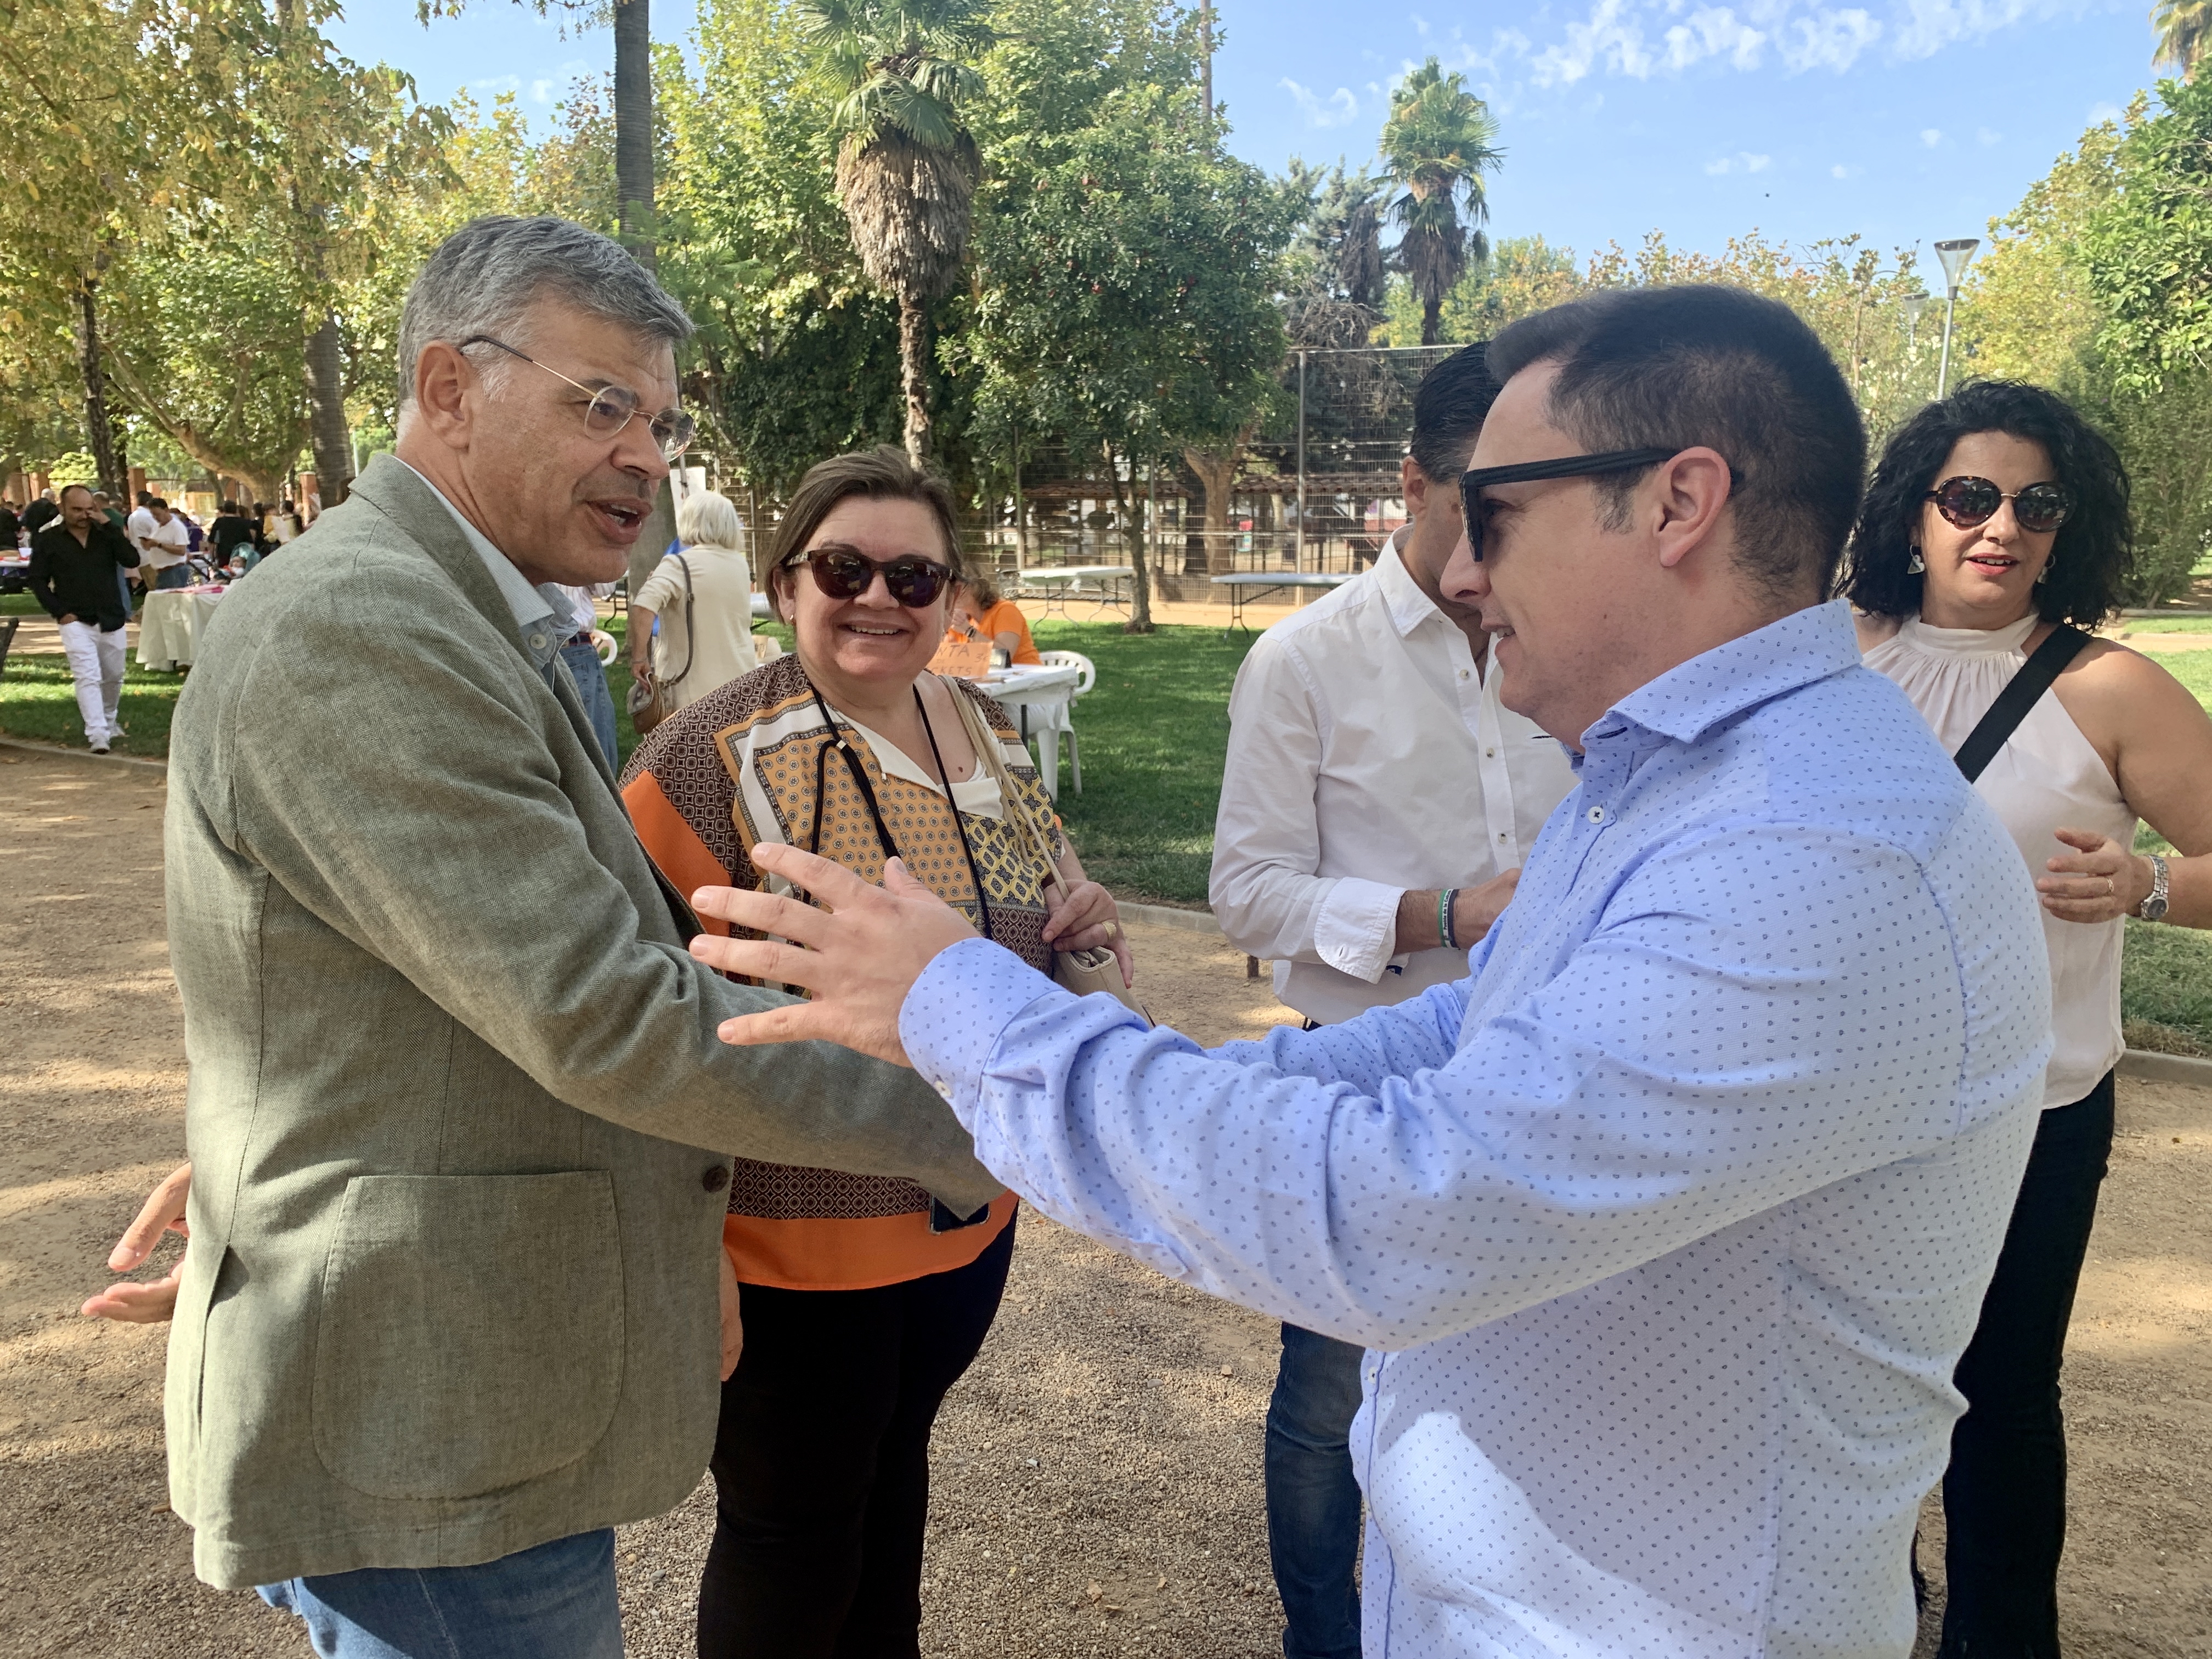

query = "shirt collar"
1374;524;1443;640
396;459;569;637
1595;599;1861;749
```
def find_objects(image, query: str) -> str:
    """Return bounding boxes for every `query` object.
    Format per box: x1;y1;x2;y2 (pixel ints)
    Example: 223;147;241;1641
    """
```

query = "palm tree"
802;0;993;462
1379;59;1503;347
2155;0;2212;76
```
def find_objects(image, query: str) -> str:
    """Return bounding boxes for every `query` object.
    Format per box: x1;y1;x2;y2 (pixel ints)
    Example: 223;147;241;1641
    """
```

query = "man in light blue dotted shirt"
690;285;2053;1658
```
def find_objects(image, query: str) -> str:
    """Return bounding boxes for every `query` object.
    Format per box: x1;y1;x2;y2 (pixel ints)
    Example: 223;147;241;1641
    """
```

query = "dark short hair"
149;496;169;510
58;483;93;504
1488;285;1867;602
1841;381;2132;629
1408;343;1501;483
766;445;964;611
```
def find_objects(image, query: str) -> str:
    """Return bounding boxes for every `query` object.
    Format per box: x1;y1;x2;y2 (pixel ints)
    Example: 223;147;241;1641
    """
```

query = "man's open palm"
689;848;980;1068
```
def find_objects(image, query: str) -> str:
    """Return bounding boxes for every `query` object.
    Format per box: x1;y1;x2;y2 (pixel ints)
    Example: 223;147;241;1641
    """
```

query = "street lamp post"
1932;238;1979;399
1901;291;1929;351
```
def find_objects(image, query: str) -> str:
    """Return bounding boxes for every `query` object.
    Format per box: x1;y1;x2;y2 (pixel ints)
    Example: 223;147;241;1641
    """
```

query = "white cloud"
2087;100;2122;125
468;74;522;98
1707;155;1735;173
1282;77;1361;128
1744;151;1773;171
1456;0;2068;95
1977;125;2002;144
1412;11;1432;36
1832;162;1865;178
1707;150;1774;174
1889;0;2034;61
1921;127;1944;145
531;78;558;103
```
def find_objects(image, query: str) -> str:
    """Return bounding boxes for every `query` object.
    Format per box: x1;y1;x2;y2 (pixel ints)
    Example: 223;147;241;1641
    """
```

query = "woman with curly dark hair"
1845;380;2212;1654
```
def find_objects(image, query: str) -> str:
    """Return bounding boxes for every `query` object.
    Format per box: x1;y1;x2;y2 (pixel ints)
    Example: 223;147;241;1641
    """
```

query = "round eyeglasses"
458;335;696;461
1924;475;2072;535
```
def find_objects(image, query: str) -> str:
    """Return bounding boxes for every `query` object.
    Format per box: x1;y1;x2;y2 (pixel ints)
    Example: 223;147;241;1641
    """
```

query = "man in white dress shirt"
687;285;2054;1658
1210;345;1576;1659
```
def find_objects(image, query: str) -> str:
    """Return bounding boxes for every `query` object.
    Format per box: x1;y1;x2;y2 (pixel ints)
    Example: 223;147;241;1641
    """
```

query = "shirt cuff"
900;936;1063;1125
1312;876;1407;983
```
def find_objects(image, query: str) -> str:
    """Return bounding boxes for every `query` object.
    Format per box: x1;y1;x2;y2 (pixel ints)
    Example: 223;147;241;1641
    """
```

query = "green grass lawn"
2117;614;2212;633
2;592;43;616
0;651;182;756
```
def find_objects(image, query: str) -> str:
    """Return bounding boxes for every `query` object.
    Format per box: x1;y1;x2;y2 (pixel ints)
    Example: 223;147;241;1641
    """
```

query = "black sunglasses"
1455;448;1685;561
783;546;953;609
1925;475;2072;536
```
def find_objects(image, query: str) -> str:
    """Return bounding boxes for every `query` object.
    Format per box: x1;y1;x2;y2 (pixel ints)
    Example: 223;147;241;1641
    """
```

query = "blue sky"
331;0;2159;283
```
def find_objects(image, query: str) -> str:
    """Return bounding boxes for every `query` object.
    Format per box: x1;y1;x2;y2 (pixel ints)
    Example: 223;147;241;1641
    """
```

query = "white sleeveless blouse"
1865;614;2134;1107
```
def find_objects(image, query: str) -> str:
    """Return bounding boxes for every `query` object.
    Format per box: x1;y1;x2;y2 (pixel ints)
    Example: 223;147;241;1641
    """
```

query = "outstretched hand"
81;1161;191;1324
689;847;980;1067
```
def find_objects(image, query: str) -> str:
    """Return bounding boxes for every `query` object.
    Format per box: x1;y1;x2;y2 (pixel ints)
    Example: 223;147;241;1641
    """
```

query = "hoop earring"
1906;548;1925;574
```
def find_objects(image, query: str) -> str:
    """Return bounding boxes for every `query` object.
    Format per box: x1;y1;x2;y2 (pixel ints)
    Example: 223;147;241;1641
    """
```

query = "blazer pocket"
312;1171;624;1501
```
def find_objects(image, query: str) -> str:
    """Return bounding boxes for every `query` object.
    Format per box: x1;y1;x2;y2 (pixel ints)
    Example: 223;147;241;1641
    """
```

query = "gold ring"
1103;921;1119;938
2107;877;2115;897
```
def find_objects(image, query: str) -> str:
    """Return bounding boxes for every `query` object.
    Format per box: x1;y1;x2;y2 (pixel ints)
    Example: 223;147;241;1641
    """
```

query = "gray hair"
676;487;744;551
395;216;694;414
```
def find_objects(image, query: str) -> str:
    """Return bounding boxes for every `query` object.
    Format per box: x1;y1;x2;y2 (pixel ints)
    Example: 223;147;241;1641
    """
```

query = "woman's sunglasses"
783;547;952;608
1925;475;2072;535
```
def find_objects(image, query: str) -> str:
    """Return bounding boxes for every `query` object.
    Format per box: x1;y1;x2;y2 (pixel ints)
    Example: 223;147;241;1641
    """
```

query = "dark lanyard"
801;675;994;939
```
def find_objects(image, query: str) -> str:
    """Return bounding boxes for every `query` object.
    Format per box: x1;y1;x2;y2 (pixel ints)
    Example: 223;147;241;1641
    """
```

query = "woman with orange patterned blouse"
620;447;1130;1658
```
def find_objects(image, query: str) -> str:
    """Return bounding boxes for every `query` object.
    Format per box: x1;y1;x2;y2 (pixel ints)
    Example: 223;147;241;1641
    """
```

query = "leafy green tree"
1379;59;1503;347
2082;77;2212;395
957;69;1294;619
655;1;902;498
98;211;317;506
801;0;994;462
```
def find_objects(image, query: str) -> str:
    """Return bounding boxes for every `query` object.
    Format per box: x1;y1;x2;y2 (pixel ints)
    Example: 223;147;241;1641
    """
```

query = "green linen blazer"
162;455;1002;1589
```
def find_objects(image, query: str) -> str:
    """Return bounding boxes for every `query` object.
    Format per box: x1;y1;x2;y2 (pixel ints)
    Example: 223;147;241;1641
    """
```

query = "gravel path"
3;744;2206;1657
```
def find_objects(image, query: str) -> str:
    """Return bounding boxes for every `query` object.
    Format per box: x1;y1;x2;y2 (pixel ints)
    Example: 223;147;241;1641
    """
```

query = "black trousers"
696;1217;1014;1659
1939;1072;2115;1658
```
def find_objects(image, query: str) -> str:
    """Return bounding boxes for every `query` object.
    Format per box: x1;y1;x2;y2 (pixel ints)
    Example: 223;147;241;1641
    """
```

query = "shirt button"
1587;805;1607;823
701;1165;730;1193
528;633;548;650
1485;747;1496;758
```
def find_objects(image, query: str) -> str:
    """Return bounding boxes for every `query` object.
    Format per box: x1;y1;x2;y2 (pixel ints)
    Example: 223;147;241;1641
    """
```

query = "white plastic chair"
1036;650;1096;793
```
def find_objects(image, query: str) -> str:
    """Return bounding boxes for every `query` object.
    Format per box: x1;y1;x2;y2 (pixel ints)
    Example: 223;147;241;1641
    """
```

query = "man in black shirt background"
210;498;256;569
29;483;139;752
21;488;58;539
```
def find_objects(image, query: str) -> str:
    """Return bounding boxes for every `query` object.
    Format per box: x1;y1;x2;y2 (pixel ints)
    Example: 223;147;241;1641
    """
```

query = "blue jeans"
561;637;619;768
155;562;195;589
1265;1322;1365;1659
257;1527;620;1658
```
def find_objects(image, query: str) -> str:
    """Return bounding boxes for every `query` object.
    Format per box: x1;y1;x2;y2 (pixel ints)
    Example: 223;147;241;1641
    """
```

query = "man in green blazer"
81;216;1002;1657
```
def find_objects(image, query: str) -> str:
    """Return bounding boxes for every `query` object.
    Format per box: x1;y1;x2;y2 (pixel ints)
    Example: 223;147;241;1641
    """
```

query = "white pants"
57;618;126;743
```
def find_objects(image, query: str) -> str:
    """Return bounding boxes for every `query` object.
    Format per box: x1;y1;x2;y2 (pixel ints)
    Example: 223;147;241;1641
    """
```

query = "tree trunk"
1182;441;1245;575
304;311;353;509
898;293;931;464
73;279;124;499
1104;450;1153;633
613;0;655;269
1420;294;1442;348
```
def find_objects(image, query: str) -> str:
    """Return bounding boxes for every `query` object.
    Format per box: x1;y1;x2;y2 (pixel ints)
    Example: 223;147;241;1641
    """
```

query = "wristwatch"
2137;854;2170;922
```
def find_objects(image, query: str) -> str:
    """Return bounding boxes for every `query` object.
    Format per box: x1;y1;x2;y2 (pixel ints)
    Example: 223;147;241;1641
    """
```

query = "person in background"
125;490;157;602
137;497;193;589
28;484;138;753
21;487;59;539
1847;380;2212;1656
0;496;19;551
1208;342;1578;1659
945;571;1040;666
552;579;620;766
211;500;258;571
620;446;1127;1657
629;487;759;713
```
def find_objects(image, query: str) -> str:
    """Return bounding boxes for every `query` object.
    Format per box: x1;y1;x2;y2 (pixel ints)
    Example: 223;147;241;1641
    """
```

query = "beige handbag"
947;685;1148;1023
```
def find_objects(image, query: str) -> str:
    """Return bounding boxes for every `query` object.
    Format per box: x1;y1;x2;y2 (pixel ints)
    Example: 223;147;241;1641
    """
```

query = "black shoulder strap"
1953;624;2091;783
